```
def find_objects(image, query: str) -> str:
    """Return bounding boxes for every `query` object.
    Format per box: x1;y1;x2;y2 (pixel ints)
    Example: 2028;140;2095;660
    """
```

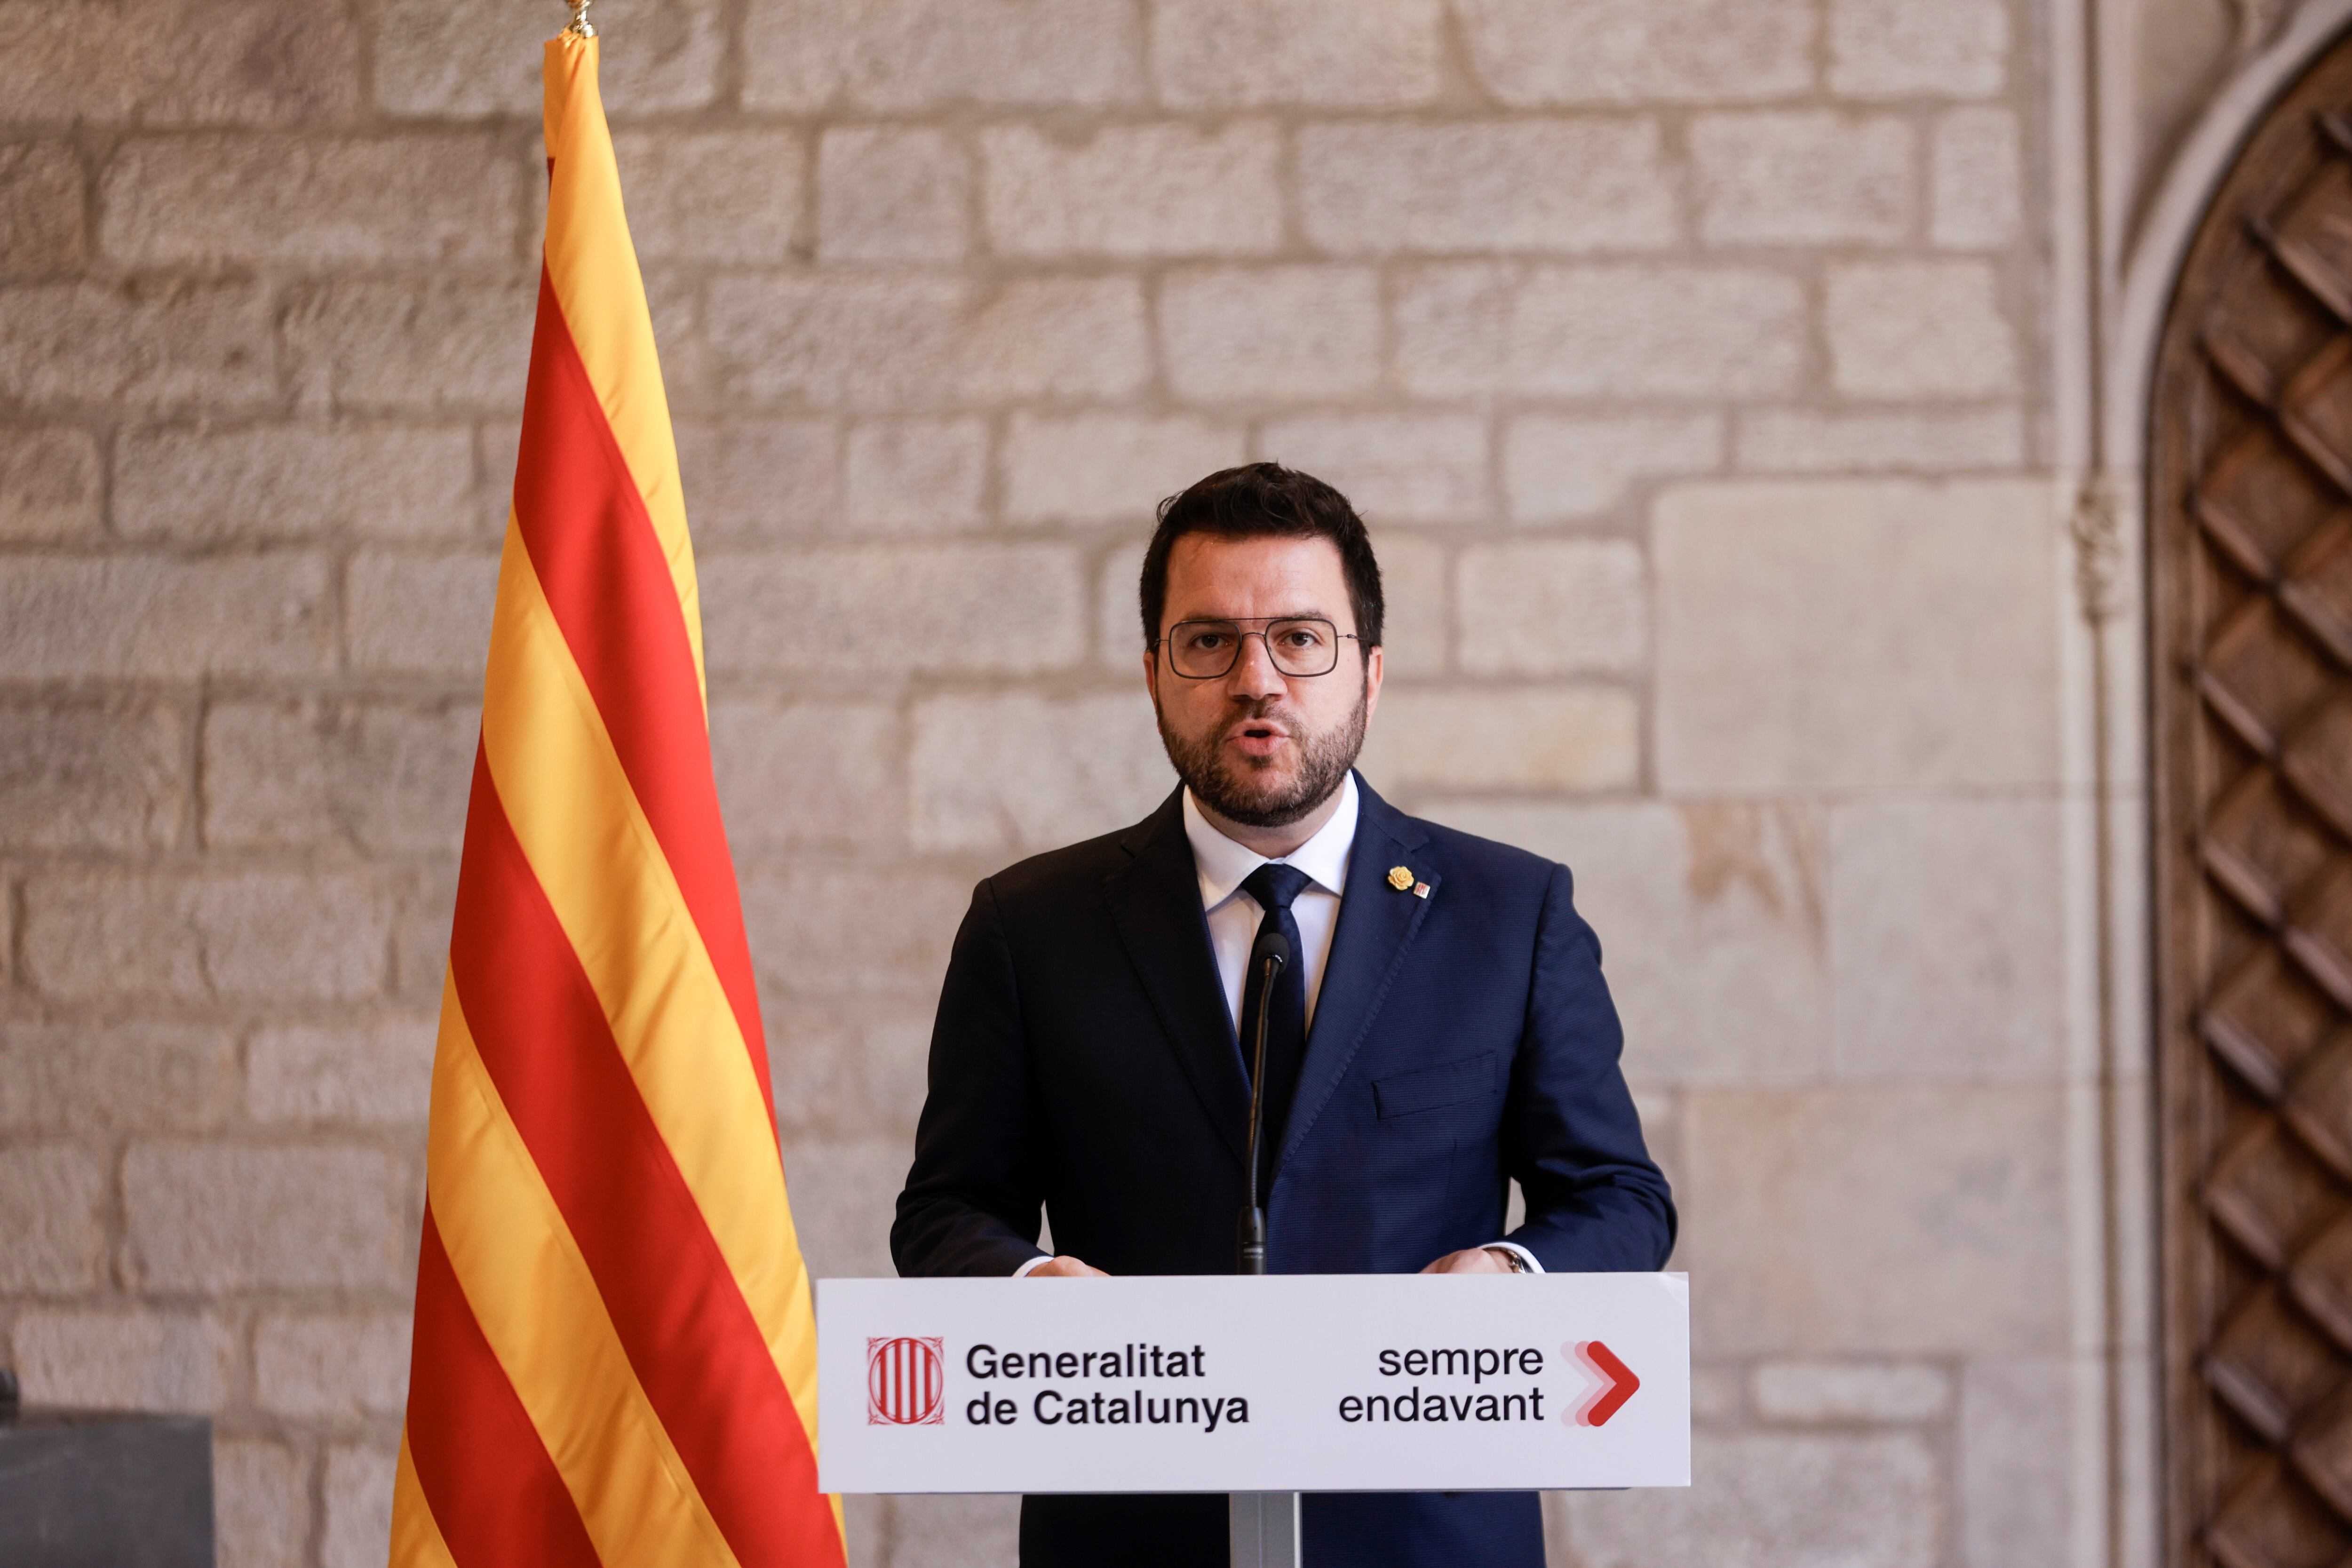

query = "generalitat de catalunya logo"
868;1336;946;1426
1566;1340;1640;1427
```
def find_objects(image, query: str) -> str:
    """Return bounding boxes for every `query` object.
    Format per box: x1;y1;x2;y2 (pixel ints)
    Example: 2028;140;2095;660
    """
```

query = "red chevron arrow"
1569;1340;1640;1427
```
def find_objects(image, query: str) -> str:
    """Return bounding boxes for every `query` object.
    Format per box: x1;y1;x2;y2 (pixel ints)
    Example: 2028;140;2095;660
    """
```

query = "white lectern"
818;1273;1689;1564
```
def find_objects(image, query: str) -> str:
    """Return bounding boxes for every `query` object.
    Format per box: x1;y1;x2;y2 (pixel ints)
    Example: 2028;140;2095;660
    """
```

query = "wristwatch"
1486;1246;1531;1274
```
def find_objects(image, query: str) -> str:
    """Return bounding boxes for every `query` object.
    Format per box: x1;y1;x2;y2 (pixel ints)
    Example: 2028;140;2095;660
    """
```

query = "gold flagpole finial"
564;0;594;37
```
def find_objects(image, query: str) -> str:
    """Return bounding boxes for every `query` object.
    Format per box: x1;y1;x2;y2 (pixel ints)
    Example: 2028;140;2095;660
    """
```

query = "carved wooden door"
2155;32;2352;1568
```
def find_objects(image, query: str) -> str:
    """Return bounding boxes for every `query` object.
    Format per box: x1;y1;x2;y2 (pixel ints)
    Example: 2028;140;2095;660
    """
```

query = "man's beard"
1154;690;1368;829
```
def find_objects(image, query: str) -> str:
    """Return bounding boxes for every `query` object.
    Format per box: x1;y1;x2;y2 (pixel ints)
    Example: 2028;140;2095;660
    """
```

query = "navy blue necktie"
1238;862;1313;1203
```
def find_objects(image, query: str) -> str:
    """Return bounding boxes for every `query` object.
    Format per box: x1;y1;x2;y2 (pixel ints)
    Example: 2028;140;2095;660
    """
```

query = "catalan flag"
389;31;842;1568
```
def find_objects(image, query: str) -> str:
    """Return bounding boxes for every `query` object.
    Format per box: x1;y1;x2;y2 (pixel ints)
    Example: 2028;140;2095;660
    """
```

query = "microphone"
1237;929;1291;1276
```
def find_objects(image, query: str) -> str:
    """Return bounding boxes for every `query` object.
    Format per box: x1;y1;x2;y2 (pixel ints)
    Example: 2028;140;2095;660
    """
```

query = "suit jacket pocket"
1373;1052;1499;1119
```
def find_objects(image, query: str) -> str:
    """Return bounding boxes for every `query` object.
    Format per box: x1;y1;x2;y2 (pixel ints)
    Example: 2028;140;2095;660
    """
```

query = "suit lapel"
1279;777;1438;1172
1103;788;1251;1169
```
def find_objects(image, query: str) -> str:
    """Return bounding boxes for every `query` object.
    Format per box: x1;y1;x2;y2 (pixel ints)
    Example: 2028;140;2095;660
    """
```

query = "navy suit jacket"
892;776;1674;1568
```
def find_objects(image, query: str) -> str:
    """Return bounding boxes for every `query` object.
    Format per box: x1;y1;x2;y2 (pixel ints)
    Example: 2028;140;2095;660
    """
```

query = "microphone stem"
1238;951;1281;1276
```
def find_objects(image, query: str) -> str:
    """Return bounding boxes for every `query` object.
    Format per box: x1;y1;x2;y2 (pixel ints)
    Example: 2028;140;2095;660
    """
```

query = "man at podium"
892;463;1676;1568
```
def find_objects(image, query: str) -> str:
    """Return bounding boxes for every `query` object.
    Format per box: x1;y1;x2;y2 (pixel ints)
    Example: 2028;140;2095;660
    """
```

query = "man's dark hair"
1138;462;1384;654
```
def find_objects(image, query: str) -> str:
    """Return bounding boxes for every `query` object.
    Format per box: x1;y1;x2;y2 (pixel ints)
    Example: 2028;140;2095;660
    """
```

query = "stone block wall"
0;1;2077;1565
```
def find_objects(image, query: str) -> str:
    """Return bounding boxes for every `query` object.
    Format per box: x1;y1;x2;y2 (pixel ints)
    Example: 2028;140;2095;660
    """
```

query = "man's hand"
1025;1255;1109;1278
1420;1247;1517;1275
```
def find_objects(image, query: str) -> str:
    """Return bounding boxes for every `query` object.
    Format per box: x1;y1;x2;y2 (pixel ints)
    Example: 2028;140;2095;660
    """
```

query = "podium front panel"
817;1273;1688;1494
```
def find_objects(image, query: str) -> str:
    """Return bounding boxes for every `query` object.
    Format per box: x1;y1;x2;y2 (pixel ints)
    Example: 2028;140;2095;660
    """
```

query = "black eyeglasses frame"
1152;616;1363;680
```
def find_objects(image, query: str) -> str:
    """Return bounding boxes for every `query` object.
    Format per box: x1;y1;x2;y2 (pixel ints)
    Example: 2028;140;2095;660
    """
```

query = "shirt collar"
1182;772;1360;914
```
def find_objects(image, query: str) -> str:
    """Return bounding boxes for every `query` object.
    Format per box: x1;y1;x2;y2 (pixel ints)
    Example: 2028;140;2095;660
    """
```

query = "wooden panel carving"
2157;33;2352;1568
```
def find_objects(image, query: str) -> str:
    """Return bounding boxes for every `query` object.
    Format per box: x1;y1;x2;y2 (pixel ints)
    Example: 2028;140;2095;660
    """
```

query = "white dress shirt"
1014;776;1542;1276
1186;772;1358;1035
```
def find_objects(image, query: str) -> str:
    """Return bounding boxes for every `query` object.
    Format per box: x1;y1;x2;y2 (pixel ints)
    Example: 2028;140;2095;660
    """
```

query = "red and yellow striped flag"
390;31;843;1568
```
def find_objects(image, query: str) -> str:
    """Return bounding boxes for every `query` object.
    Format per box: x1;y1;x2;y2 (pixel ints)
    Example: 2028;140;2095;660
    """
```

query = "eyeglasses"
1157;617;1360;679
